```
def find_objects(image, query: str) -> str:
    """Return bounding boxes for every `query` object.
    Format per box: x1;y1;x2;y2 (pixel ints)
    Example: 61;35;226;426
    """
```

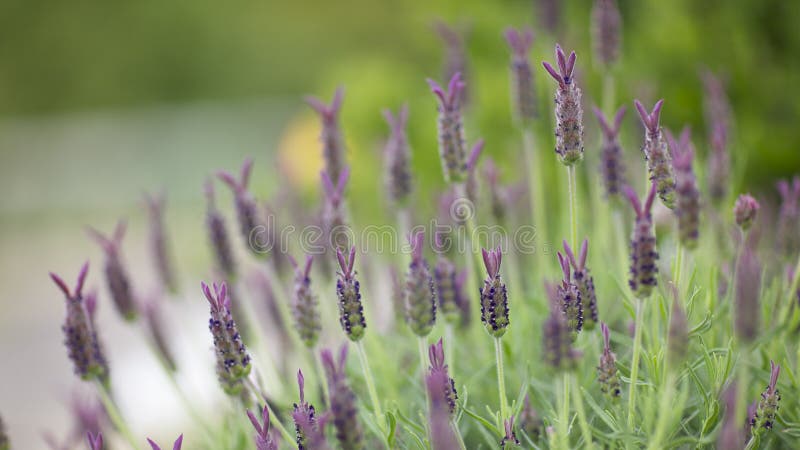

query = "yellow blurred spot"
276;113;324;192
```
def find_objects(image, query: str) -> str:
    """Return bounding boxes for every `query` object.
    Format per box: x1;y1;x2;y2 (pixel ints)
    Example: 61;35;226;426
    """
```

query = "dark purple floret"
501;417;521;448
666;127;701;249
480;247;510;337
634;99;676;209
428;73;468;183
597;323;620;398
734;244;761;343
86;432;103;450
776;176;800;257
204;179;237;278
306;87;347;182
428;339;458;417
623;183;659;299
404;230;436;337
87;221;137;321
321;167;351;251
562;239;598;330
147;434;183;450
335;246;366;341
542;45;584;166
592;105;627;200
287;255;321;348
247;405;279;450
556;251;583;339
217;158;266;256
752;361;781;432
591;0;621;67
504;27;537;123
321;346;364;450
51;262;108;381
202;281;251;395
734;194;759;232
292;370;329;450
383;105;414;205
143;191;178;293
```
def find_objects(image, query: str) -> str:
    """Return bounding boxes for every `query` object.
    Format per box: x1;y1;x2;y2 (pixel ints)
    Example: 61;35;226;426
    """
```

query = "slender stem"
627;298;644;432
243;377;297;446
570;374;593;449
94;380;142;450
558;372;571;450
673;244;684;292
735;353;749;441
647;373;675;450
567;165;578;250
523;128;548;260
418;337;429;381
356;340;386;433
313;347;331;407
494;337;509;423
451;420;468;450
602;72;616;117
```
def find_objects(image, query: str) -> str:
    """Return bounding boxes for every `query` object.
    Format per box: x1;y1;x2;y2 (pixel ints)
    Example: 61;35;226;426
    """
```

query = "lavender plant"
428;73;467;183
87;221;138;321
306;87;347;181
666;127;701;250
635;99;676;209
147;434;183;450
592;105;627;200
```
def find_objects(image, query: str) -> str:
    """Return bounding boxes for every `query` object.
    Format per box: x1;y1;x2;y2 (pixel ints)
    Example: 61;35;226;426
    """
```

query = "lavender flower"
518;395;543;440
426;369;460;450
537;0;560;33
504;27;537;123
668;297;688;368
321;345;364;450
246;270;290;348
287;255;321;348
556;252;583;339
501;417;521;448
247;405;279;450
542;283;579;371
542;45;584;166
0;414;9;450
562;239;598;330
591;0;621;67
143;192;178;293
202;281;251;395
483;157;508;222
86;432;103;450
68;390;107;446
382;105;413;204
776;176;800;256
292;370;329;450
734;244;761;343
592;105;627;200
336;246;366;341
87;221;137;321
147;434;183;450
454;269;471;329
635;99;676;208
464;139;485;204
404;230;436;336
50;263;108;381
435;21;469;105
734;194;759;232
480;247;510;337
624;183;659;299
306;87;347;181
597;323;620;398
217;158;265;255
433;234;461;324
141;293;177;372
428;73;467;183
666;127;701;249
428;339;458;417
701;71;732;202
204;179;237;278
751;361;781;432
321;167;351;251
717;385;745;449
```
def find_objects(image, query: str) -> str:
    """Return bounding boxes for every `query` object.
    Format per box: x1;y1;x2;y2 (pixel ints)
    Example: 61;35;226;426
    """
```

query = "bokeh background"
1;0;799;448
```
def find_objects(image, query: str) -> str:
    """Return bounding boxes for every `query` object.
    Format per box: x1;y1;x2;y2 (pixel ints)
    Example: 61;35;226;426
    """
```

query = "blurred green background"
1;0;799;448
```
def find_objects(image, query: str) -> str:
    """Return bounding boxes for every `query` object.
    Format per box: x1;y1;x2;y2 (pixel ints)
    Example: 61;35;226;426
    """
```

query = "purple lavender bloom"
592;105;627;200
202;281;251;395
717;384;745;448
143;191;178;293
752;361;781;432
543;283;580;371
701;71;732;202
286;255;321;348
141;293;177;372
734;245;761;343
321;167;351;251
50;263;108;381
454;269;471;329
217;158;265;256
306;87;347;181
321;345;364;450
87;221;137;321
635;99;676;209
623;183;659;298
146;434;183;450
246;269;290;348
247;405;279;450
501;417;521;448
428;73;468;183
433;234;460;324
542;45;584;166
591;0;621;67
86;432;103;450
426;369;460;450
666;127;701;249
292;370;329;450
562;239;598;330
504;27;537;123
597;323;620;398
556;252;583;339
428;339;458;417
668;296;688;368
480;247;510;337
68;390;107;447
404;230;436;336
734;194;759;232
336;246;366;341
483;157;508;222
464;139;485;204
204;179;237;278
383;105;413;205
537;0;560;33
776;176;800;256
435;21;470;106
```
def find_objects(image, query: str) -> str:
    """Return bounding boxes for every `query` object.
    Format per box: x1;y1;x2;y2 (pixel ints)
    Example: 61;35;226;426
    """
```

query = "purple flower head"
734;244;761;343
335;246;366;341
202;281;251;395
776;176;800;256
321;345;364;450
665;127;701;249
483;157;509;221
143;191;178;293
141;291;177;372
51;262;108;381
434;21;470;105
87;221;137;321
147;434;183;450
287;255;320;348
69;389;107;443
426;369;460;450
504;27;534;60
428;72;468;183
501;417;521;448
504;26;537;122
217;158;266;256
563;239;598;329
404;230;436;336
433;234;460;324
427;339;458;417
591;0;621;67
543;45;584;165
246;269;289;346
86;432;103;450
734;194;759;231
464;139;484;203
306;87;347;181
557;251;583;338
592;105;627;199
597;322;620;397
623;183;659;299
321;167;351;250
542;283;580;371
634;99;676;208
480;247;510;337
204;179;237;278
752;361;782;432
247;405;279;450
718;384;745;448
382;104;413;204
292;370;329;450
702;70;732;201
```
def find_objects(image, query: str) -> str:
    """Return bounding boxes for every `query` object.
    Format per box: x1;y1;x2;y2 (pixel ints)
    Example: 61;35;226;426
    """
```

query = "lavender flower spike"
204;179;237;278
504;26;537;123
87;221;137;321
383;104;413;205
464;139;485;204
635;99;676;208
542;45;584;166
87;432;103;450
433;233;460;324
306;87;347;181
591;0;622;67
321;345;364;450
592;105;627;199
426;369;460;450
435;21;470;105
336;246;367;341
217;158;264;255
142;293;177;372
202;281;251;395
563;238;598;330
287;255;321;348
734;244;761;343
702;71;732;202
751;361;781;432
483;157;508;221
556;251;583;339
321;166;351;250
247;405;279;450
404;230;436;336
428;339;458;417
543;283;580;371
147;434;183;450
428;72;467;183
597;323;620;397
480;246;510;337
51;262;108;380
623;183;659;299
292;370;329;450
776;176;800;256
666;127;701;249
501;417;521;448
143;191;178;293
734;194;759;232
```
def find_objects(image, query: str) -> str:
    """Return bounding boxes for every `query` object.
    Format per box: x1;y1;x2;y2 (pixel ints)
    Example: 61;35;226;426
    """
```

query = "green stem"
647;373;675;450
567;165;578;250
627;298;644;432
313;347;331;407
94;380;142;450
558;372;571;450
452;420;468;450
418;336;429;381
494;337;509;424
735;353;749;441
673;244;684;291
571;374;593;449
602;72;616;116
356;340;386;434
